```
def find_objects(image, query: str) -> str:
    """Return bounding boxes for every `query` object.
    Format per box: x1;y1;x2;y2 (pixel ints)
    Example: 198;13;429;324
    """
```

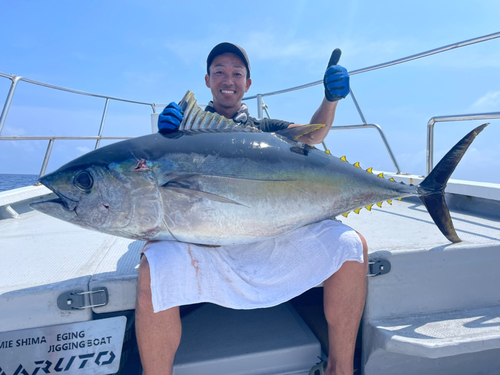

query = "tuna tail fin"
417;123;488;243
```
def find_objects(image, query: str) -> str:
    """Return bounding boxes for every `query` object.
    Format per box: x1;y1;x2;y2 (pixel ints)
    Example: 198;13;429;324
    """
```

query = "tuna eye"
74;171;93;192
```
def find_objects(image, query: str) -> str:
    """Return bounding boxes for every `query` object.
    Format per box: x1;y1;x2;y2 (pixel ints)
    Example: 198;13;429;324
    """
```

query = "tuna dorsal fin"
275;124;327;141
177;91;262;134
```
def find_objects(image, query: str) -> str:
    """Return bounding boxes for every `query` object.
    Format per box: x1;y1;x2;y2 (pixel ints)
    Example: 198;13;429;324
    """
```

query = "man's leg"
135;256;181;375
323;233;368;375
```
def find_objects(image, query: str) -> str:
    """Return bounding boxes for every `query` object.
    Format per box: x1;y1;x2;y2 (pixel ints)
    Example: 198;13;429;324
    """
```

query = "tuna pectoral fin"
275;124;327;141
162;185;248;207
418;123;488;243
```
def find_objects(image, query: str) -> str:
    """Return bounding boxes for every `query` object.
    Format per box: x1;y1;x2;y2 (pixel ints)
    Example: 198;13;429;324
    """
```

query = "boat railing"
0;73;156;136
0;73;157;177
244;31;500;175
1;32;499;178
426;112;500;175
253;89;404;173
0;135;135;178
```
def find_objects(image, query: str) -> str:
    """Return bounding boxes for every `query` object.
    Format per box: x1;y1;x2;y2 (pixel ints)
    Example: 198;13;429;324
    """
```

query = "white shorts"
143;219;364;313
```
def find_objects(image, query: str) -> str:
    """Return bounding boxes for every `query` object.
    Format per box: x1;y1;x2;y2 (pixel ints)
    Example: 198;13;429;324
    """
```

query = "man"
135;42;368;375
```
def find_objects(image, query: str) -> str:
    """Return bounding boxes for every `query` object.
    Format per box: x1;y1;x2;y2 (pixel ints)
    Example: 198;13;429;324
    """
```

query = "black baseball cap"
206;42;251;78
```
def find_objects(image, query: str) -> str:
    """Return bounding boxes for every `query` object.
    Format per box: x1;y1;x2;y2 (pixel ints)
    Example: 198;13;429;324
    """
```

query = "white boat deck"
341;197;500;252
1;185;499;323
337;184;500;375
1;183;500;374
0;187;144;332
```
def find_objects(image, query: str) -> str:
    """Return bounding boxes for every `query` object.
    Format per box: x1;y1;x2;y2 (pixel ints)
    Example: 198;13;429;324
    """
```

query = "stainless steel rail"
346;88;400;173
0;73;156;177
243;31;500;101
1;31;499;178
1;135;134;177
244;31;500;174
260;87;402;173
0;136;133;140
426;112;500;175
0;73;156;136
329;123;401;172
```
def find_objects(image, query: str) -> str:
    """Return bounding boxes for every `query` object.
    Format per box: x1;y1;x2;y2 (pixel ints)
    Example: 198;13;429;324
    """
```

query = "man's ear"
205;74;210;88
245;78;252;92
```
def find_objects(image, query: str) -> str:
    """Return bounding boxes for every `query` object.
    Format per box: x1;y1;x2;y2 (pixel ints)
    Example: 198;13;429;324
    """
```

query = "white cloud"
396;149;427;176
1;125;27;136
243;32;404;68
76;146;91;154
123;70;168;85
469;91;500;112
242;32;326;62
164;39;210;67
5;140;44;153
407;46;500;70
163;31;405;74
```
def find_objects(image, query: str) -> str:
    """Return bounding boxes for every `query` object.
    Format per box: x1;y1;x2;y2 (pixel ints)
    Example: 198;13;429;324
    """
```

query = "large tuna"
31;91;487;245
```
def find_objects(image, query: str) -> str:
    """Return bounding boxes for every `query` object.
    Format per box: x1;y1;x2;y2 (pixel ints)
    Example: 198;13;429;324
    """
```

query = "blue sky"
1;0;499;183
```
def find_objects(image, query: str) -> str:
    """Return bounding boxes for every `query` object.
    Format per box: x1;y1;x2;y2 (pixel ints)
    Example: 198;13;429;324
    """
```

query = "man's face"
205;52;252;118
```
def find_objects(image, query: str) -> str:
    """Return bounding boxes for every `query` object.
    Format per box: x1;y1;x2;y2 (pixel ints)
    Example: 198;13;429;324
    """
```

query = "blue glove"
323;49;350;102
158;102;183;133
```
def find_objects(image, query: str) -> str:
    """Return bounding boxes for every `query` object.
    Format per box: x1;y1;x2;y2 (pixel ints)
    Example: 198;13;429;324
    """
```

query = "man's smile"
205;52;252;117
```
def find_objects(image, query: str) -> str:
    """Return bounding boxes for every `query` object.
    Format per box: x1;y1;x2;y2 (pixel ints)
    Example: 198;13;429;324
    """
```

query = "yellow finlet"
325;150;331;155
376;202;383;208
354;162;361;168
387;200;393;205
398;198;402;201
340;156;348;162
365;204;373;211
354;208;361;214
389;177;396;182
342;212;349;218
366;168;373;174
377;173;384;178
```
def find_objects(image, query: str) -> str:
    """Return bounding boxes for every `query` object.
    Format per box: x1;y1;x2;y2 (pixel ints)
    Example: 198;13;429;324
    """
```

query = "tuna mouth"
37;174;79;212
30;174;79;219
30;193;78;214
29;195;79;222
49;194;78;212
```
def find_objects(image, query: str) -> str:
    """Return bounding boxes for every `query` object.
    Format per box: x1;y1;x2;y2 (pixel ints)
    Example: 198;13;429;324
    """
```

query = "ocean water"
0;173;39;192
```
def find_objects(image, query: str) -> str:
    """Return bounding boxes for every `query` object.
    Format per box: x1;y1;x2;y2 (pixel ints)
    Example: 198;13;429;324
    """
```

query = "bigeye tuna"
31;91;488;245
